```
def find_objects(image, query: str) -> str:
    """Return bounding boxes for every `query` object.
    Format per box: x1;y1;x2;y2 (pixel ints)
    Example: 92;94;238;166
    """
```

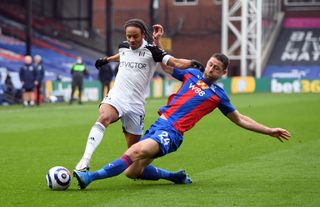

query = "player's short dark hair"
124;18;153;44
212;53;230;70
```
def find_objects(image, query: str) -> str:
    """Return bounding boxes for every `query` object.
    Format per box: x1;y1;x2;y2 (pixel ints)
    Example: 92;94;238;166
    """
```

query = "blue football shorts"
140;118;183;158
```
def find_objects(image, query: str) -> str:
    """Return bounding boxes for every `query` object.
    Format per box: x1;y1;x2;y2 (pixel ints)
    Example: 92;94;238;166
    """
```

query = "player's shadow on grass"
70;180;198;192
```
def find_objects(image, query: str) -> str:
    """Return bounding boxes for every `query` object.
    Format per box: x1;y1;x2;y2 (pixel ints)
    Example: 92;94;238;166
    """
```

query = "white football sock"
83;122;106;160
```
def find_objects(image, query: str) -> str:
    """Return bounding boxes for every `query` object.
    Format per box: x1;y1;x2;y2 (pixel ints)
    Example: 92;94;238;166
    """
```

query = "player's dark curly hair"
212;53;230;70
124;18;153;44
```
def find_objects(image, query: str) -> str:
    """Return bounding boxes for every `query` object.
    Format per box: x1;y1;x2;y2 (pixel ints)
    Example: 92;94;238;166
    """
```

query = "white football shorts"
101;96;145;135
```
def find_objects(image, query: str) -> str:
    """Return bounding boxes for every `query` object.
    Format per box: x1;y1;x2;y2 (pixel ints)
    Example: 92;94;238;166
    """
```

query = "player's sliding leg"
139;165;192;184
126;158;192;184
74;157;191;189
74;138;191;189
74;154;133;189
74;139;159;189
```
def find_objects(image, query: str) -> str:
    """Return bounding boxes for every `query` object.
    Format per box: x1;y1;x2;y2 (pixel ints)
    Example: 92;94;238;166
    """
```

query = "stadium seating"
0;32;96;80
0;0;98;82
0;9;97;81
0;2;68;37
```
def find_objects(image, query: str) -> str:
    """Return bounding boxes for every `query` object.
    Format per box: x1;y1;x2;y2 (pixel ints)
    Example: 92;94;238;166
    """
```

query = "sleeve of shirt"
146;45;169;63
218;94;236;116
118;41;130;49
171;68;189;81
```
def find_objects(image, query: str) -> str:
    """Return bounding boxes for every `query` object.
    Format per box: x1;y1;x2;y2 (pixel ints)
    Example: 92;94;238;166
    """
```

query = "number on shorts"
158;131;170;145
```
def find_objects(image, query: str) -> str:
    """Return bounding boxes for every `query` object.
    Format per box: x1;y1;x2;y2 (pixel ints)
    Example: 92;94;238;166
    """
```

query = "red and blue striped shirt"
159;69;235;135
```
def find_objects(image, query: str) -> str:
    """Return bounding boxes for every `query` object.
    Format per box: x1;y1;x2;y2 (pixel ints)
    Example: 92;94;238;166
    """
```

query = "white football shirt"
108;39;172;108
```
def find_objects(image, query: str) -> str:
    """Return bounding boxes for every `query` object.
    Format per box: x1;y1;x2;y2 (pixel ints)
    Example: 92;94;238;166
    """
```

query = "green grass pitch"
0;93;319;207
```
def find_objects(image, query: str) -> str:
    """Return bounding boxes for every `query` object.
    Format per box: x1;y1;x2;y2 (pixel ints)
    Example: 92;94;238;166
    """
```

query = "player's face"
203;57;227;82
125;26;145;50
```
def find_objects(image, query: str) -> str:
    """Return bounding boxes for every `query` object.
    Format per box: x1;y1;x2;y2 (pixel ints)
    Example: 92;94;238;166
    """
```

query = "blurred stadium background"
0;0;319;105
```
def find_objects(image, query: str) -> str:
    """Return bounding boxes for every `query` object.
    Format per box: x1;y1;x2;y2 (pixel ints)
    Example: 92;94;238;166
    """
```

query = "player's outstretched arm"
95;54;120;69
226;110;291;142
268;128;291;143
106;53;120;62
166;57;204;71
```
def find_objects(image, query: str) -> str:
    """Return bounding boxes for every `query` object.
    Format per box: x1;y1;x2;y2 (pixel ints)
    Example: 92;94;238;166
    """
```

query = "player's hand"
191;59;205;72
269;128;291;142
95;58;108;69
153;24;164;40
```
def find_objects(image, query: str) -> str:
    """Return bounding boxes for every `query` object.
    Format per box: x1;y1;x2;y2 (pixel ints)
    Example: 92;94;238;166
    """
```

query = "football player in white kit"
75;18;204;171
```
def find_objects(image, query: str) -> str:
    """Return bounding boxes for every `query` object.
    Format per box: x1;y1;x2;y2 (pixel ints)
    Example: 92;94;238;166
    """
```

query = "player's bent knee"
126;140;155;161
98;113;113;126
128;148;143;160
139;148;151;157
129;147;150;160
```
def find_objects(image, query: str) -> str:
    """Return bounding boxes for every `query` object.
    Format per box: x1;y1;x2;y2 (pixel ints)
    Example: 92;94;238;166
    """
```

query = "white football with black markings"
46;166;71;190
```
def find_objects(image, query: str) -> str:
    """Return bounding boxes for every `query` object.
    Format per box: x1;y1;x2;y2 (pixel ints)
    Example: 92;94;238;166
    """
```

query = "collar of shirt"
137;39;148;50
130;39;148;50
199;74;215;91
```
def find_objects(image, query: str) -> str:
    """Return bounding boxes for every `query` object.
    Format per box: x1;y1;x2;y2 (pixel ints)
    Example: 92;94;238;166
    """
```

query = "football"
46;166;72;190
